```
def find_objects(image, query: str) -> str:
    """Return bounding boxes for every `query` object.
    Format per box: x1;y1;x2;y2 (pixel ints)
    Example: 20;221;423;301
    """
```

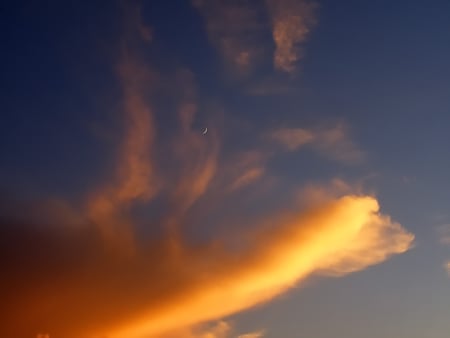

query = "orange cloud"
0;3;414;338
266;0;317;73
0;190;413;337
269;123;364;163
132;195;412;338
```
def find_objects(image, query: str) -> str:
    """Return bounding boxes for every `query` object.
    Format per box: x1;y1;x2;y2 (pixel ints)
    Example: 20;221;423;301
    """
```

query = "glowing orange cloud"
104;194;413;338
0;187;414;338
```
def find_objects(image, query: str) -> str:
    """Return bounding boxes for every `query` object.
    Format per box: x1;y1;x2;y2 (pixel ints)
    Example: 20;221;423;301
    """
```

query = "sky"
1;0;450;337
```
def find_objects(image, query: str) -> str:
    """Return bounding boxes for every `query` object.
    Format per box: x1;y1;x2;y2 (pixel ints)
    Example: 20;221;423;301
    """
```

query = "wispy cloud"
437;224;450;245
194;0;317;76
193;0;268;75
269;123;364;164
162;321;232;338
86;17;159;252
436;224;450;276
163;321;264;338
266;0;317;73
270;127;315;150
238;329;266;338
229;167;265;192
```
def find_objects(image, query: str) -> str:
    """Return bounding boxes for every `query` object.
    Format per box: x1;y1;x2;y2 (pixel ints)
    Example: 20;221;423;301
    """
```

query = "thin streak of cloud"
266;0;317;73
162;321;232;338
270;127;315;150
171;70;220;215
269;124;364;164
229;167;265;192
218;150;270;194
238;329;266;338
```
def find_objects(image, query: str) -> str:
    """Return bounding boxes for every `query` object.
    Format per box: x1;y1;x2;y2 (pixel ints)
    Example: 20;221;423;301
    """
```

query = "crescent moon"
202;127;208;135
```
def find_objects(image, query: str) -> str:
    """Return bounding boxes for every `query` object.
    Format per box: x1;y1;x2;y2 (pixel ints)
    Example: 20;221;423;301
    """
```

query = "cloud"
193;0;317;76
270;127;315;150
437;224;450;245
162;321;264;338
161;321;232;338
269;123;364;163
85;26;159;252
266;0;317;73
0;188;414;338
229;167;265;192
193;0;268;75
0;3;414;338
170;70;220;216
436;224;450;275
237;330;266;338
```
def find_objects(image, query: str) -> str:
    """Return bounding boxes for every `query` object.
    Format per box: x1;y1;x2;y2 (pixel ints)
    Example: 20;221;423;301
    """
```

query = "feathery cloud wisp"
193;0;268;75
266;0;317;73
437;224;450;245
269;124;364;164
444;261;450;276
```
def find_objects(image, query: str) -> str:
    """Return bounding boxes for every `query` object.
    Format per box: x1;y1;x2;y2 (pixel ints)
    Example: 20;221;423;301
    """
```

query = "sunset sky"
1;1;450;337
